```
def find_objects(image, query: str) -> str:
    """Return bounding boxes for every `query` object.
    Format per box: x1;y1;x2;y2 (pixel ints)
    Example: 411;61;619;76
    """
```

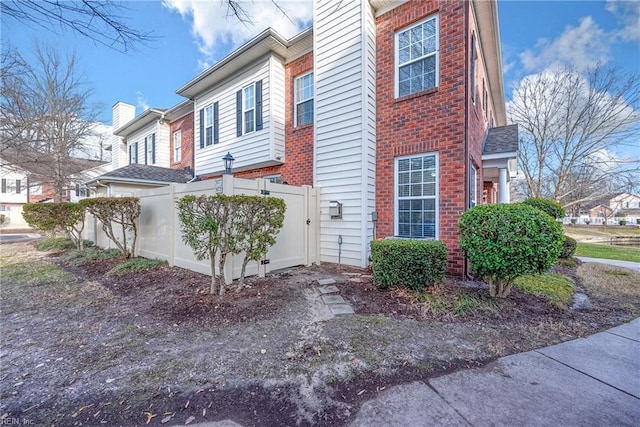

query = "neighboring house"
87;101;195;196
169;0;516;275
1;154;106;228
581;192;640;219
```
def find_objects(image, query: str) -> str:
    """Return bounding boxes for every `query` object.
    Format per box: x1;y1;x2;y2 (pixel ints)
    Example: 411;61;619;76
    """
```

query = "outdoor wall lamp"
223;152;234;175
329;200;343;219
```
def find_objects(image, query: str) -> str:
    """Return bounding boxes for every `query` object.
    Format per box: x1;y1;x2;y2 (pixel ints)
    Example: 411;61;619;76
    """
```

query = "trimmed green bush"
370;239;447;291
81;197;140;258
523;197;565;219
458;203;564;298
559;235;577;259
23;202;86;249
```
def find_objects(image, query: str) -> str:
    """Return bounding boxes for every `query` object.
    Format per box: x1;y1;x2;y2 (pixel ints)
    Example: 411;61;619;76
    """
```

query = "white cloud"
163;0;313;67
135;91;150;111
606;0;640;41
519;16;611;73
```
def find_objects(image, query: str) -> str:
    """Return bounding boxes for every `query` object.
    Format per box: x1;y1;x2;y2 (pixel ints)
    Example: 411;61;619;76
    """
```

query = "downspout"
463;3;471;278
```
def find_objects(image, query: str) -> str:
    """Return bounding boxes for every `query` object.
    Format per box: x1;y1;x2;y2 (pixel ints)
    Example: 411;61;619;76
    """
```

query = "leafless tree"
1;1;289;53
508;65;640;208
1;44;101;202
1;0;154;53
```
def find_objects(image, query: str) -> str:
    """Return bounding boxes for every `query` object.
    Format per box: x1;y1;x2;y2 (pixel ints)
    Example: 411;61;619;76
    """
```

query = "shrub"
560;235;577;259
570;218;577;225
458;203;564;298
619;219;627;226
523;197;565;219
637;219;640;225
81;197;140;258
64;247;121;265
23;202;86;249
370;239;447;292
0;213;8;227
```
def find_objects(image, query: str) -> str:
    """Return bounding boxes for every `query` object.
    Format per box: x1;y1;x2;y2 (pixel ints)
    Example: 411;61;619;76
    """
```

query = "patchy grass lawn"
514;273;575;309
575;242;640;263
1;240;638;426
564;225;640;240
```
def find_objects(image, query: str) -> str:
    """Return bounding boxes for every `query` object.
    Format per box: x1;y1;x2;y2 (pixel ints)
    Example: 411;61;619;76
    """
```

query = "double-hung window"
173;129;182;162
243;84;255;134
396;154;438;239
469;163;477;208
295;72;314;126
129;142;138;164
396;15;439;97
205;104;213;145
145;134;155;165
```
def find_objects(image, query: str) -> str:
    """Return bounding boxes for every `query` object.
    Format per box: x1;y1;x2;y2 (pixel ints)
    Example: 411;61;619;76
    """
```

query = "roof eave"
473;0;507;126
113;109;165;136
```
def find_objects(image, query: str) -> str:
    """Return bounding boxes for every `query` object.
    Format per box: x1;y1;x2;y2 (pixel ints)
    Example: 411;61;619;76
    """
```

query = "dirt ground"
1;240;639;426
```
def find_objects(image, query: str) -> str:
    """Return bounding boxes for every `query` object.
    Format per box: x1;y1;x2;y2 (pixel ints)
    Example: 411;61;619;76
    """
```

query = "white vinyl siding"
314;0;376;267
126;121;170;168
395;15;439;97
295;71;314;126
194;56;284;176
395;153;439;239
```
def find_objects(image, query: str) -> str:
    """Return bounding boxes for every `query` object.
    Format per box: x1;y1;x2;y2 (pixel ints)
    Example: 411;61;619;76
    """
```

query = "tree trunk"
237;256;251;292
209;251;217;295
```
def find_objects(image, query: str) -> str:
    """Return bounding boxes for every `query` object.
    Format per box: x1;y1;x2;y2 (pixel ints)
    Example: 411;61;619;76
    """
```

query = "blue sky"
2;0;638;126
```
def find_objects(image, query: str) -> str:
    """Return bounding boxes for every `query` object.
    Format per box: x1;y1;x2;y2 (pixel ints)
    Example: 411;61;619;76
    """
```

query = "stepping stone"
329;304;355;315
318;285;339;294
321;295;346;305
317;278;336;286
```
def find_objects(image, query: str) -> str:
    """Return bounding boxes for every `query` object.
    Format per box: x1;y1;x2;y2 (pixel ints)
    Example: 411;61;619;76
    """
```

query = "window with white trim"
205;104;213;146
470;163;477;208
295;72;314;126
243;83;255;134
396;153;438;238
263;174;281;184
173;129;182;162
396;15;439;97
145;134;155;165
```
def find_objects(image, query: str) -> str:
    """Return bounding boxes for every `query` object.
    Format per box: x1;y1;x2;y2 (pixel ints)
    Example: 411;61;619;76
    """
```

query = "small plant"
108;258;167;275
637;219;640;225
585;219;591;225
513;273;575;309
0;213;8;227
522;197;565;220
36;238;94;251
619;219;627;226
570;218;577;225
370;239;447;292
459;203;564;298
559;235;577;259
64;247;121;265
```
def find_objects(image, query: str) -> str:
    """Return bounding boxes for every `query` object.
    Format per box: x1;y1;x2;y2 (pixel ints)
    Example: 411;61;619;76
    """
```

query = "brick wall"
170;111;195;173
375;0;469;276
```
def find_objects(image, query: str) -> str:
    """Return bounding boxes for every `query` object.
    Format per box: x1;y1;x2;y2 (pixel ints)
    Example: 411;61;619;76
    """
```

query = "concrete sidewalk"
577;256;640;273
351;317;640;426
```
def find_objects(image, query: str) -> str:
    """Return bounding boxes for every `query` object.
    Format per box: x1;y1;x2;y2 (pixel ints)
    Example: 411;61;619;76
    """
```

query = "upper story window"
205;104;214;145
396;15;439;97
129;142;138;164
173;129;182;162
236;80;263;137
243;84;255;133
199;102;219;148
295;72;314;126
144;134;155;165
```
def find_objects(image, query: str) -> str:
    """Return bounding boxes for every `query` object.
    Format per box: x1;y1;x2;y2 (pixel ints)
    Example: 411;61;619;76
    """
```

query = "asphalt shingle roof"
93;164;193;184
483;124;519;155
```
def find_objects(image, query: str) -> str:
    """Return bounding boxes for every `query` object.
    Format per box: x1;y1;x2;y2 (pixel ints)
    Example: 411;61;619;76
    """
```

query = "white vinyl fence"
85;175;320;283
